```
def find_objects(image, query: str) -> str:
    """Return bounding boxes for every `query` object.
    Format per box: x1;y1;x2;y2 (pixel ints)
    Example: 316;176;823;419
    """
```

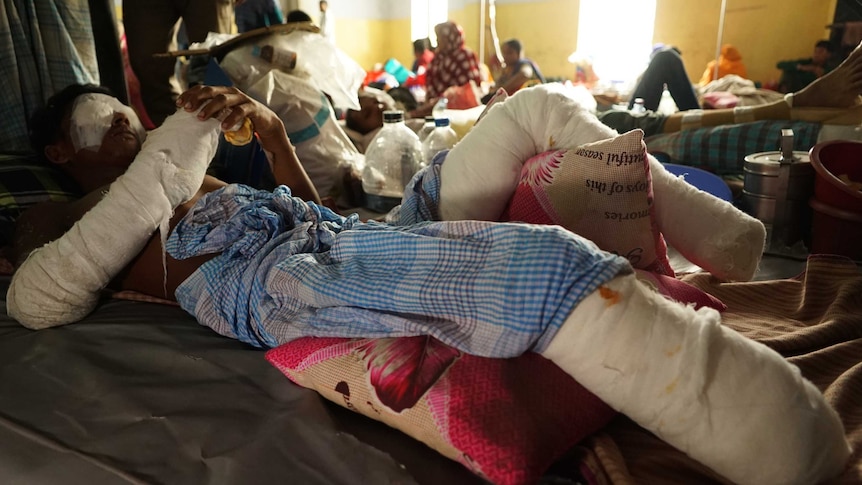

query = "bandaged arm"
7;110;221;329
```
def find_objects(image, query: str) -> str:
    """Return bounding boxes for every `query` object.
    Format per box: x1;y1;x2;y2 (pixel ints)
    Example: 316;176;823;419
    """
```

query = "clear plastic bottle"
362;110;425;213
432;97;448;118
422;117;458;164
631;97;647;116
418;116;436;142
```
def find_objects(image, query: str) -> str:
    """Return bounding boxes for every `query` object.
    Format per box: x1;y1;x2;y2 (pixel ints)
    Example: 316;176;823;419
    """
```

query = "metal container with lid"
742;129;814;249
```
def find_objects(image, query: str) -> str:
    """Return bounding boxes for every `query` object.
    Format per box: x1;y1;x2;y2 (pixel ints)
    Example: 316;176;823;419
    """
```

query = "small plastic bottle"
631;97;647;116
418;116;436;141
422;117;458;164
361;110;424;213
253;44;297;72
432;97;448;118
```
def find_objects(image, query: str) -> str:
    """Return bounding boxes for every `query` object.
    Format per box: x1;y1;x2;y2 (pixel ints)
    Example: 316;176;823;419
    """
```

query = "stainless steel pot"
742;129;814;248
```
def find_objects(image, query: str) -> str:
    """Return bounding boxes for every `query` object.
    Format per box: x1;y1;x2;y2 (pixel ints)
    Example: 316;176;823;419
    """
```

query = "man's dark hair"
28;83;116;161
502;39;522;54
815;40;833;53
286;9;312;23
413;38;431;54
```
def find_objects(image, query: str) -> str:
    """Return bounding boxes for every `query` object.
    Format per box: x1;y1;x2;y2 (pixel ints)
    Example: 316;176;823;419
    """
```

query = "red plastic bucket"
808;140;862;260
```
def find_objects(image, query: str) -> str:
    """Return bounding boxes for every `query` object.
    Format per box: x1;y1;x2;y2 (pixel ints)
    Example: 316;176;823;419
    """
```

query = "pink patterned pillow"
266;337;617;485
501;129;674;276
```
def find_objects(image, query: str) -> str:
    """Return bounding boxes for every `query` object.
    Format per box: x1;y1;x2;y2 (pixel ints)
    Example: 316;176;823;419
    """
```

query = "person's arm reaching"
176;85;322;205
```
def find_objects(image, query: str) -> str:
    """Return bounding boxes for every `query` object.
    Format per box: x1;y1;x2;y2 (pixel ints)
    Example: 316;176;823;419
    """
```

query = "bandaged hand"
7;107;222;329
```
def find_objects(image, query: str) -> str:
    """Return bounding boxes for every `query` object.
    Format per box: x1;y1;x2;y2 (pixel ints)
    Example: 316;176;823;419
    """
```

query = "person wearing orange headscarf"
700;44;748;85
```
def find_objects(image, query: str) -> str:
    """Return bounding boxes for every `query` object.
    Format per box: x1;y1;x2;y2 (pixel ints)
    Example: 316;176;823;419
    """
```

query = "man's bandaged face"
69;94;147;153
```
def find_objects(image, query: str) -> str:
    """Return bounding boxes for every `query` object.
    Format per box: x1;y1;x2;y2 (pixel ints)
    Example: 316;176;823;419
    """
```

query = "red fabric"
120;32;155;130
267;336;617;485
425;22;482;98
415;50;434;72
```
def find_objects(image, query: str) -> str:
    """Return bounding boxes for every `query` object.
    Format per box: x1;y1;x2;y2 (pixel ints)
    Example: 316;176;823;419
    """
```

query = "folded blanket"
167;184;630;354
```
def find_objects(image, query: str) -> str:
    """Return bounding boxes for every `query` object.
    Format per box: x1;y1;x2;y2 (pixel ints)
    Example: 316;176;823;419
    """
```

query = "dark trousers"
628;48;700;112
123;0;234;126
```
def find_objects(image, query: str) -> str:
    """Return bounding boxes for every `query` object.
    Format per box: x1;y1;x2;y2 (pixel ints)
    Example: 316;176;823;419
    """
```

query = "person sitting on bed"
626;45;701;113
7;48;860;485
408;21;482;119
480;38;545;104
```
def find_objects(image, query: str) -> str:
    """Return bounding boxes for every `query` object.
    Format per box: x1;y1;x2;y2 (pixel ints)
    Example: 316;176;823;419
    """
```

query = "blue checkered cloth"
168;184;630;356
1;0;99;152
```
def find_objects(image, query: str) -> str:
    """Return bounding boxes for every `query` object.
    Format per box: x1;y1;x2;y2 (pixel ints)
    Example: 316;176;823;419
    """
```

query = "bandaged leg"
541;274;850;485
440;83;765;281
440;83;616;222
649;158;766;281
7;109;223;329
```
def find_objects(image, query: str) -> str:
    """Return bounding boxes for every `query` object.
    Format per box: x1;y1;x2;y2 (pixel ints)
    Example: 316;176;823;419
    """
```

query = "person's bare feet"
794;41;862;108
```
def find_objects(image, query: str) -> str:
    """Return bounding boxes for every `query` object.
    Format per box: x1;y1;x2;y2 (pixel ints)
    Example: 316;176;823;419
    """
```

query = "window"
575;0;657;85
411;0;448;45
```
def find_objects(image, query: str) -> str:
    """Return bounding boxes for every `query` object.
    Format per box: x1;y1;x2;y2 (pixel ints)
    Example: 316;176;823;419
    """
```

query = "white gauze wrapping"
649;157;766;281
439;83;765;282
542;274;850;485
439;83;615;222
7;109;221;329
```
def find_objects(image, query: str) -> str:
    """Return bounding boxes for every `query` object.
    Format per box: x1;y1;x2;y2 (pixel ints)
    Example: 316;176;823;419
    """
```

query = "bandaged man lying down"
11;46;862;485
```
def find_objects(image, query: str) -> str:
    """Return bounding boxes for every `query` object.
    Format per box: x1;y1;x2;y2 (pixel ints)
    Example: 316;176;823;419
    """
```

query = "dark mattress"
0;276;483;485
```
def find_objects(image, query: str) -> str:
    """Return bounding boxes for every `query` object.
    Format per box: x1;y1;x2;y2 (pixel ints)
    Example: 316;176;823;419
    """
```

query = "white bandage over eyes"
69;93;147;153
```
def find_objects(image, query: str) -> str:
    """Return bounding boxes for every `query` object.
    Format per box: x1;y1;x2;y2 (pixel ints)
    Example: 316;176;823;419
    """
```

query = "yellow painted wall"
336;17;394;71
341;0;837;88
488;0;836;84
492;0;580;80
654;0;838;85
136;0;832;86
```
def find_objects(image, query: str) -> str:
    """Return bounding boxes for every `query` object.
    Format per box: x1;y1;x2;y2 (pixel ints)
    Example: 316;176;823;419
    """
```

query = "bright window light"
575;0;657;85
411;0;448;45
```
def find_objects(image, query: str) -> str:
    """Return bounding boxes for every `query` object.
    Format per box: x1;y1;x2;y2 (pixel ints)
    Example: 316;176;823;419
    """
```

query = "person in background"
123;0;238;127
424;21;482;100
481;38;545;103
319;0;335;43
343;87;398;153
411;38;435;74
235;0;285;33
777;40;836;93
699;44;748;86
627;44;700;112
599;41;862;137
285;9;312;23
